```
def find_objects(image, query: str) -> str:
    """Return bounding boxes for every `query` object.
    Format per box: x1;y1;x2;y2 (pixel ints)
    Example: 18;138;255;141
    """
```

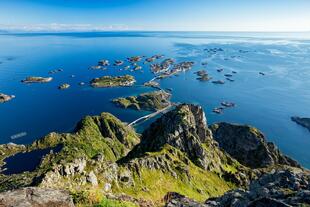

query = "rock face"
0;103;306;206
0;93;15;103
210;123;300;168
124;104;239;173
58;83;70;90
0;187;74;207
291;116;310;132
21;76;53;83
195;70;212;82
112;90;171;111
205;168;310;207
0;112;139;192
164;192;208;207
165;168;310;207
86;171;98;186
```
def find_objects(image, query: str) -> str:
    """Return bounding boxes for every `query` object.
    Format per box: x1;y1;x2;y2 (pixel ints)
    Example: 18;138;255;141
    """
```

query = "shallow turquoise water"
0;32;310;168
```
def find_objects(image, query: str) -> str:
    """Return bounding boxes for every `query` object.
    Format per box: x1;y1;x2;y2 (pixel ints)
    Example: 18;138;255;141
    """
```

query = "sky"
0;0;310;32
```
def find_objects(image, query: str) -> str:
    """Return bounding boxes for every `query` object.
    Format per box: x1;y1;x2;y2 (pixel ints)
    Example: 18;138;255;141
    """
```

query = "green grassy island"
91;75;136;88
21;76;53;83
112;90;171;111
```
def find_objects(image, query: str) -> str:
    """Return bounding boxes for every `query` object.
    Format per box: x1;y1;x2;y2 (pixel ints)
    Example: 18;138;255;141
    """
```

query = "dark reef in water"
292;116;310;132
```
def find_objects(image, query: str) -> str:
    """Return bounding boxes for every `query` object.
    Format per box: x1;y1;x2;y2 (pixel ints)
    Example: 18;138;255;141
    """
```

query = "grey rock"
104;183;112;192
61;157;87;176
86;171;98;186
124;104;231;172
210;123;300;168
164;192;208;207
205;168;310;207
248;198;291;207
0;187;74;207
0;93;15;103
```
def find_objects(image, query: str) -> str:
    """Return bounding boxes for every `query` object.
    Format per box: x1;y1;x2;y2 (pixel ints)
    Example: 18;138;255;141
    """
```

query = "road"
128;77;176;127
128;103;175;127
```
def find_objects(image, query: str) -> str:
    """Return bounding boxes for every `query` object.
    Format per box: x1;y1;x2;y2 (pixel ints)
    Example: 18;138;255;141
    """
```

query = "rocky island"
112;90;171;111
0;93;15;103
143;80;160;89
21;76;53;83
90;65;105;70
127;56;142;62
150;58;174;73
291;116;310;132
212;80;225;84
90;75;136;88
114;60;124;66
98;59;109;66
48;68;63;74
0;104;308;207
58;83;70;90
152;60;194;79
195;70;212;81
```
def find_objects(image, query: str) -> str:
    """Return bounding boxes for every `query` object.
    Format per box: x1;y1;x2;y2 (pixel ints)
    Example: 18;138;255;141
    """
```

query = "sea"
0;31;310;168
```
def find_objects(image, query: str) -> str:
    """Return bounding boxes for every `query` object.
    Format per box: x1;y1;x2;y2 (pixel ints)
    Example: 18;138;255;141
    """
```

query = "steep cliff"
0;104;306;207
123;104;243;173
210;123;300;168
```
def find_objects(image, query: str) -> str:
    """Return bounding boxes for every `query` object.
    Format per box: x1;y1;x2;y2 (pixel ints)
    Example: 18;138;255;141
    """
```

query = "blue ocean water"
0;32;310;168
2;145;62;175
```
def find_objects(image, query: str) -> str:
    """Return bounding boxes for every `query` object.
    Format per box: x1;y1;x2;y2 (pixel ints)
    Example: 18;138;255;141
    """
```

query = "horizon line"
1;30;310;34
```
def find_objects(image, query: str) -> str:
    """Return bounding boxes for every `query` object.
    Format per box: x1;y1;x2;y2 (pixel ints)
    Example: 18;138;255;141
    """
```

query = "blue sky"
0;0;309;32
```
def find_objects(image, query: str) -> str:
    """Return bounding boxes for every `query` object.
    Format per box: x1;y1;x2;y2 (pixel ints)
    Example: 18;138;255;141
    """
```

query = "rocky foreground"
0;104;309;207
166;168;310;207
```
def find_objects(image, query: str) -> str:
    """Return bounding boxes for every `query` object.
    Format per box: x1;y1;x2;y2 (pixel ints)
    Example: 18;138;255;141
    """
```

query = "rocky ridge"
206;168;310;207
210;123;300;169
165;167;310;207
0;104;307;207
123;104;243;173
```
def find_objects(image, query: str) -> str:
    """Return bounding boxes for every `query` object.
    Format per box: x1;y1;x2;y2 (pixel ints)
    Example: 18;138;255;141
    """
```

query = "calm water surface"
0;32;310;168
